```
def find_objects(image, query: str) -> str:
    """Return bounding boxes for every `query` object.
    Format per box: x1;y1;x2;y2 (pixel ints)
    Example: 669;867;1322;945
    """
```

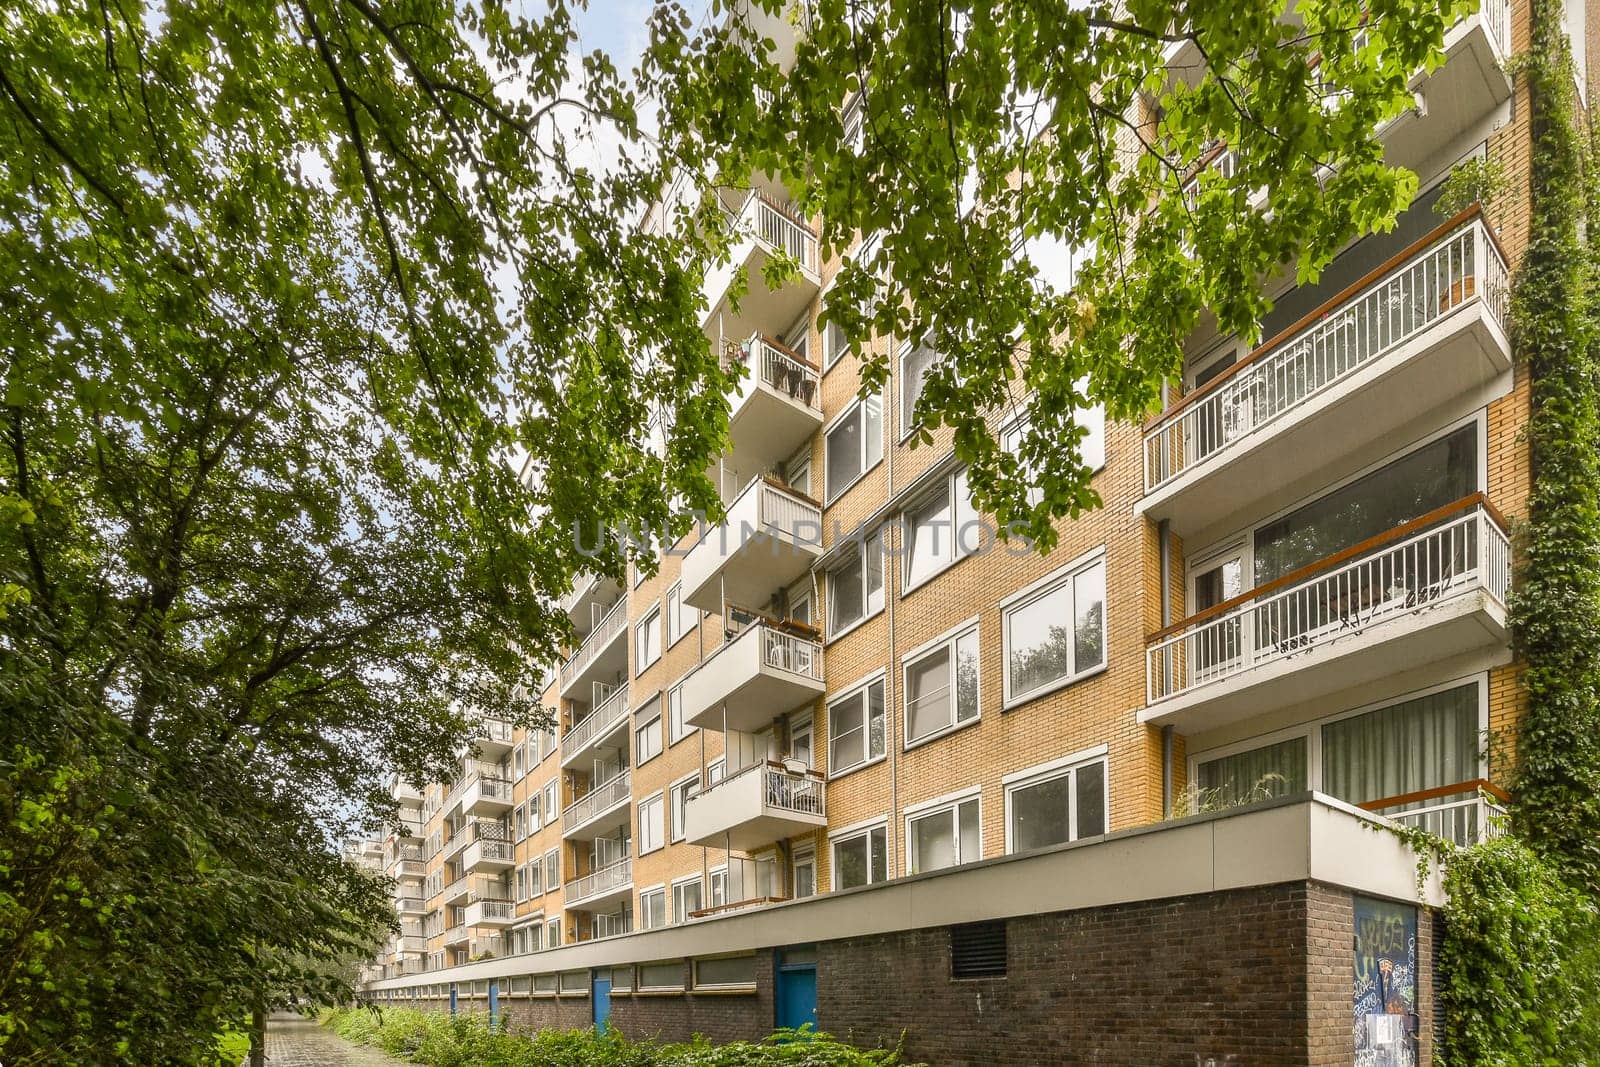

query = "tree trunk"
248;1007;265;1067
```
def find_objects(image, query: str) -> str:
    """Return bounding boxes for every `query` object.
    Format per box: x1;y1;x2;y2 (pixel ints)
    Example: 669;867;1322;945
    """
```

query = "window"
635;604;662;672
543;847;559;889
667;680;696;745
638;793;665;854
560;970;588;994
669;776;694;843
907;795;981;874
1002;402;1105;508
823;314;848;369
792;848;816;899
514;863;530;902
672;876;703;921
829;677;886;775
635;703;663;765
1002;553;1106;707
640;886;667;929
545;917;561;949
694;955;757;989
900;336;938;439
543;782;558;826
825;394;883;500
528;859;542;898
707;758;725;787
790;715;814;768
904;469;980;589
534;972;558;994
827;530;885;635
513;743;526;780
665;583;696;647
611;966;633;992
513;803;529;841
905;625;980;745
709;867;727;908
831;823;888;890
528;792;541;829
638;961;684;991
1006;756;1107;852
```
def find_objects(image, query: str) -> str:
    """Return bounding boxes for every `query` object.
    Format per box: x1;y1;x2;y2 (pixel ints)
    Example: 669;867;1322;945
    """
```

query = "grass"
322;1006;922;1067
215;1026;251;1064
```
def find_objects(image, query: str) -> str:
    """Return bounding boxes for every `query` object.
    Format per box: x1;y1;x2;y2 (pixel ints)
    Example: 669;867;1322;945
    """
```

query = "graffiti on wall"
1353;896;1418;1067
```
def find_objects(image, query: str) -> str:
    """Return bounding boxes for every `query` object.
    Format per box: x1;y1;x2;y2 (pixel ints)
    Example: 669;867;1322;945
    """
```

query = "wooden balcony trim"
1358;778;1511;810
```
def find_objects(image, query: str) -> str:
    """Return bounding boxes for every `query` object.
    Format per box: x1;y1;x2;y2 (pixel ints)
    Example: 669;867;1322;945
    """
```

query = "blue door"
776;962;817;1034
488;981;499;1030
448;983;458;1016
592;974;612;1030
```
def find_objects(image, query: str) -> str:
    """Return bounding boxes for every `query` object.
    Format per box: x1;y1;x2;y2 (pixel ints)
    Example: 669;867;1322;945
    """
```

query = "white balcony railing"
559;598;627;692
1361;780;1510;848
759;762;826;816
563;857;633;906
443;924;468;945
730;334;821;412
472;718;514;748
1147;498;1509;703
563;683;630;759
731;190;819;275
1144;213;1508;492
562;771;632;834
758;625;823;682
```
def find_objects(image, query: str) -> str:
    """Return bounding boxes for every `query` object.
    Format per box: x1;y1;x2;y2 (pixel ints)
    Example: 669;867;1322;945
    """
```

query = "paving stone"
251;1014;406;1067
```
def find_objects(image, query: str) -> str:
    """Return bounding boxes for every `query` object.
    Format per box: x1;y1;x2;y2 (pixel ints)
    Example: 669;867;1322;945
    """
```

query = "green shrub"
322;1008;920;1067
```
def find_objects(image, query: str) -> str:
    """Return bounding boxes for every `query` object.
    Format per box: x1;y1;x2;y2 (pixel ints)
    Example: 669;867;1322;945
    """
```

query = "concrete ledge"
366;792;1439;992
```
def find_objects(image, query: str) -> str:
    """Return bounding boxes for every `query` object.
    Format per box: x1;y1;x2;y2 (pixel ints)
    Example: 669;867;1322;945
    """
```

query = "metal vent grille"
950;920;1007;979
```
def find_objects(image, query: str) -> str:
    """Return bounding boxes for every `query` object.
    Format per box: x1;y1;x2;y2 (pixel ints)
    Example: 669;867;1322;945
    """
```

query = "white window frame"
637;791;665;855
708;864;728;908
792;846;817;899
828;817;890;891
671;874;704;922
824;392;884;503
898;335;939;443
543;781;558;826
667;677;696;746
639;884;667;929
635;700;663;766
1001;392;1106;510
903;786;983;875
634;601;662;673
543;847;560;889
1002;745;1110;854
901;468;981;593
1000;547;1108;710
827;670;888;779
825;529;885;640
1187;674;1490;795
668;773;695;843
902;618;981;749
545;916;561;949
665;582;696;648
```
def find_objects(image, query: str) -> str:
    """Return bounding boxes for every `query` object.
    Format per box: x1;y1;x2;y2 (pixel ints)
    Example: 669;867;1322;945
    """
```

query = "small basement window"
950;921;1007;979
559;970;588;994
638;960;685;991
532;974;558;995
693;954;758;990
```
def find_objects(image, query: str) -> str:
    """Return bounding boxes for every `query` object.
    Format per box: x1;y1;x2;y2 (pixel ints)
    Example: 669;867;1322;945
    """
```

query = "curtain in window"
1196;737;1308;808
1321;684;1479;807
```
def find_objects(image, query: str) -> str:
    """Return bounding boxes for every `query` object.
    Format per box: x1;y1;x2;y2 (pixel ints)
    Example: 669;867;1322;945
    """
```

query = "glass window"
534;971;558;993
824;316;848;368
827;530;885;635
793;848;816;899
1197;737;1309;808
1004;556;1106;705
635;605;662;672
829;678;887;774
668;681;695;745
666;583;697;646
1007;758;1107;853
638;793;665;853
1002;401;1106;508
694;955;757;988
900;337;938;438
826;394;884;500
906;627;980;744
544;917;561;949
641;887;667;929
672;877;703;921
709;867;727;908
908;796;981;874
543;848;559;889
1322;683;1480;807
636;708;663;765
637;961;683;990
543;782;558;825
1253;426;1477;584
560;970;587;993
832;825;888;890
669;778;693;843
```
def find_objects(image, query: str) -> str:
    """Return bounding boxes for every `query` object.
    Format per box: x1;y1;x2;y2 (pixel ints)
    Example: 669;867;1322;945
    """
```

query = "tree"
1;0;1478;1061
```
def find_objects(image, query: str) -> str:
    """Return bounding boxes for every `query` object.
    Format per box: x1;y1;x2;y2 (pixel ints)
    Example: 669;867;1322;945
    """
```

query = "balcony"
393;934;427;954
682;618;823;733
1141;211;1510;537
701;190;821;345
392;814;424;840
562;857;634;910
463;837;515;873
390;859;425;880
683;760;826;853
444;818;506;862
461;773;514;817
562;772;632;840
464;897;516;928
1359;779;1509;848
389;776;424;807
469;717;515;760
396;896;426;917
722;334;824;475
441;876;470;905
558;598;629;700
561;683;631;770
442;924;468;946
681;477;823;613
1142;496;1510;733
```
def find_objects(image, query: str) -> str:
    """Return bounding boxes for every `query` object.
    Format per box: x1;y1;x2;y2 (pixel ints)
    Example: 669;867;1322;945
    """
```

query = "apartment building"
366;1;1595;1061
